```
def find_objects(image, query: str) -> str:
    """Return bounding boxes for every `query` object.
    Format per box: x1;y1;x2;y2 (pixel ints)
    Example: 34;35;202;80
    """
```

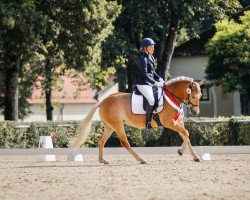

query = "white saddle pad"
131;88;164;114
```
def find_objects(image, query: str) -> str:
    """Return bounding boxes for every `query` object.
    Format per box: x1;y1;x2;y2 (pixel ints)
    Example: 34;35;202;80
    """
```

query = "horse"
71;76;203;164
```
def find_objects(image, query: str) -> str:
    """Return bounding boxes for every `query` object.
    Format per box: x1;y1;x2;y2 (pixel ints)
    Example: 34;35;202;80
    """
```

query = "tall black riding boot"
146;105;154;129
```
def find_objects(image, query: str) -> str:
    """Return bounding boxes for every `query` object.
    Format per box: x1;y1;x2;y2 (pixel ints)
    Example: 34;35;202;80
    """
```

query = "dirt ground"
0;153;249;200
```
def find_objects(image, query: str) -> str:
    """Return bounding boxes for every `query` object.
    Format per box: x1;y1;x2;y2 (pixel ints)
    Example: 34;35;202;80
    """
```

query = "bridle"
185;82;200;108
164;82;200;109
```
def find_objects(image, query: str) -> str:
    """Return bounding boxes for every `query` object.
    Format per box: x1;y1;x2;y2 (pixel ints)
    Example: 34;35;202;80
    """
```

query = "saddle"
131;86;164;115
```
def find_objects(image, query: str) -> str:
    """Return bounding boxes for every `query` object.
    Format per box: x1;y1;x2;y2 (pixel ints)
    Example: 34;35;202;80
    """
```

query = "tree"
157;0;242;79
205;11;250;115
102;0;242;92
36;0;121;120
0;1;42;120
0;0;121;121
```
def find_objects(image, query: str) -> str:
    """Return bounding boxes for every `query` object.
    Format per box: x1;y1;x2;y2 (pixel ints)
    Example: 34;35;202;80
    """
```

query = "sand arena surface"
0;154;249;200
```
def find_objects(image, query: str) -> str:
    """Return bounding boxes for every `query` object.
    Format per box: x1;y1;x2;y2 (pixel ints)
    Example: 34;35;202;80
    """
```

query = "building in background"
171;27;241;117
25;72;118;122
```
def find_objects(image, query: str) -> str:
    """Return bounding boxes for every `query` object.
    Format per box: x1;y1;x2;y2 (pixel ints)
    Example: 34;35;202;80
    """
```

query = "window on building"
200;85;209;101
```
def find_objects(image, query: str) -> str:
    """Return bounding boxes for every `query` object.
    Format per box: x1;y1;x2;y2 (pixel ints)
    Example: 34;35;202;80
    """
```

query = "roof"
27;70;97;105
173;27;216;57
174;6;250;57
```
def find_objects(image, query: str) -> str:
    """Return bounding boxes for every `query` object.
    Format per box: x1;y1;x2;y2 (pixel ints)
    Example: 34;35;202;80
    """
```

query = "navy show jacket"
134;52;160;86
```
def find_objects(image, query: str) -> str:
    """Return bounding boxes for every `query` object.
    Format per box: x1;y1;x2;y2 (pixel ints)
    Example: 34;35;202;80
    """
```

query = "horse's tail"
70;101;101;148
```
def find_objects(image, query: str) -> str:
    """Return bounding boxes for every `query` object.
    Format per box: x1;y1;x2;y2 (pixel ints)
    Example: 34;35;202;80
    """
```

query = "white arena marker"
36;136;56;161
199;146;211;161
67;149;83;161
202;153;211;161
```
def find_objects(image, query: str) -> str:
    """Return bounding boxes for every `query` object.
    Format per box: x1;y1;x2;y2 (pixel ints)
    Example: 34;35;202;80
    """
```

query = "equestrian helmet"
141;38;156;48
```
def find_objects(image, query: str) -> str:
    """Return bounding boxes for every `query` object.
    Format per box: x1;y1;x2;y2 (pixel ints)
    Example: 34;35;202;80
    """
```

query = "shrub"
0;117;249;148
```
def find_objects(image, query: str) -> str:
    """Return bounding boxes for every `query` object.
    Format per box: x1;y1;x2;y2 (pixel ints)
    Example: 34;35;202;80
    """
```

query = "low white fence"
0;146;250;156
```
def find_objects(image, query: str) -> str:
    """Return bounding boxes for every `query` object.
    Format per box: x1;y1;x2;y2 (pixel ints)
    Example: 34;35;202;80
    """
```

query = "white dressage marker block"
202;153;211;161
199;146;211;161
36;136;56;161
67;149;83;161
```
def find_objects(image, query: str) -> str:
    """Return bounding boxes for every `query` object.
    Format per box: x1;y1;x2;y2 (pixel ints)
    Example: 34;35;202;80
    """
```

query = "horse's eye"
192;96;195;99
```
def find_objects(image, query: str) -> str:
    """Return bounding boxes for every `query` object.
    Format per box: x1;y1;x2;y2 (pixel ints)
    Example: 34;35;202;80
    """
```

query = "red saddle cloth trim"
163;85;183;121
163;85;180;107
174;112;182;121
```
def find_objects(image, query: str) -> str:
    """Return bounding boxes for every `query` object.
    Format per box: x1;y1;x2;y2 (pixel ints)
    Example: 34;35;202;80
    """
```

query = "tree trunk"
117;67;127;92
159;14;179;80
156;28;166;76
124;20;140;92
4;58;20;120
240;91;250;115
45;59;53;121
126;61;139;92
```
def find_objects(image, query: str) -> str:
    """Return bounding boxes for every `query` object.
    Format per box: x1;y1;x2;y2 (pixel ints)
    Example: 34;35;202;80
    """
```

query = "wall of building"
170;56;208;80
23;103;101;122
18;83;119;122
98;82;119;101
215;87;234;117
170;56;237;117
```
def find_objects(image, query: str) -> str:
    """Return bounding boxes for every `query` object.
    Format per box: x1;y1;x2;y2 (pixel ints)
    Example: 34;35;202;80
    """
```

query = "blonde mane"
165;76;194;86
165;76;201;92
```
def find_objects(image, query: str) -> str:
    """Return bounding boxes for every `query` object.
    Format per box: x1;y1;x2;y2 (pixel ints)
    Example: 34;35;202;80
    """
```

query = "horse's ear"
199;79;205;86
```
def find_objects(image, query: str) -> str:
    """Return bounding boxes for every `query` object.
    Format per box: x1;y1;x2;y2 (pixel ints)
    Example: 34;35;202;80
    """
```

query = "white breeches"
136;85;155;106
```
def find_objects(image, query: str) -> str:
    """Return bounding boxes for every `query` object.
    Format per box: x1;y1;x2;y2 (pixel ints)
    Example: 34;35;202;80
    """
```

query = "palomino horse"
71;77;203;163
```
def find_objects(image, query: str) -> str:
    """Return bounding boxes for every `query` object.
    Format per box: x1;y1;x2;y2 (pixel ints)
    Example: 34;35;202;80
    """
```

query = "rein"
163;83;199;108
164;89;186;106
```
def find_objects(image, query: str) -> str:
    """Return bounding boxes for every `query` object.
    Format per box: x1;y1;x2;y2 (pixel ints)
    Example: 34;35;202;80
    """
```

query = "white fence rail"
0;146;249;156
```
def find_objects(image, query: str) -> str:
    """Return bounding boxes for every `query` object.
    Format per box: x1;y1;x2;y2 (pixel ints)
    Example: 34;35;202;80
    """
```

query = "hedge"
0;117;249;149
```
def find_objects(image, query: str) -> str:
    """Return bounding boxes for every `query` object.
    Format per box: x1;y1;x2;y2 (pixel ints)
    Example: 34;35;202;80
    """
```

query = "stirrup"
146;122;152;129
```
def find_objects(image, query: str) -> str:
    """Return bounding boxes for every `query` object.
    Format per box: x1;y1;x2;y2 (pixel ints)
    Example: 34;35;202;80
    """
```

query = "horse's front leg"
176;120;188;156
178;141;187;156
164;121;201;162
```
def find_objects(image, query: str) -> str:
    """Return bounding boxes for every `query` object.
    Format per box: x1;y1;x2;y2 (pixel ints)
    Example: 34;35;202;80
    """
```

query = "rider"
134;38;165;129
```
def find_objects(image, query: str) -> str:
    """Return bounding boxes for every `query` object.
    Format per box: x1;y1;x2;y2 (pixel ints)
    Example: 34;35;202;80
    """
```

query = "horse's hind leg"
98;124;113;164
114;124;147;164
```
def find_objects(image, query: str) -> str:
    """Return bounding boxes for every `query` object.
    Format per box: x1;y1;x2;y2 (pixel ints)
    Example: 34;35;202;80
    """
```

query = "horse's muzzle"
190;107;200;116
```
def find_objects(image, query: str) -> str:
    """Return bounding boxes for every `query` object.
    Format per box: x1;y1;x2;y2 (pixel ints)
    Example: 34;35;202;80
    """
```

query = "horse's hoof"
140;159;147;164
100;159;109;164
194;157;202;162
178;149;183;156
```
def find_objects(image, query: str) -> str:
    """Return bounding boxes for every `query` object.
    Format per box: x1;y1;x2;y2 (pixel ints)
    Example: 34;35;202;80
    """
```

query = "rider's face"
146;45;154;55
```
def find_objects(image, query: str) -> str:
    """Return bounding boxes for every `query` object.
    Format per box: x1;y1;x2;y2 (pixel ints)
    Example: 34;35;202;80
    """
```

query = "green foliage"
0;117;249;149
102;0;242;91
0;121;78;149
0;0;121;119
58;0;121;91
84;121;104;147
205;11;250;94
0;0;44;119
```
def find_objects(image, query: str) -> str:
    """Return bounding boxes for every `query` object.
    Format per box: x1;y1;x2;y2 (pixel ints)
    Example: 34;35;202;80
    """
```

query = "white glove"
159;78;165;84
154;81;164;88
